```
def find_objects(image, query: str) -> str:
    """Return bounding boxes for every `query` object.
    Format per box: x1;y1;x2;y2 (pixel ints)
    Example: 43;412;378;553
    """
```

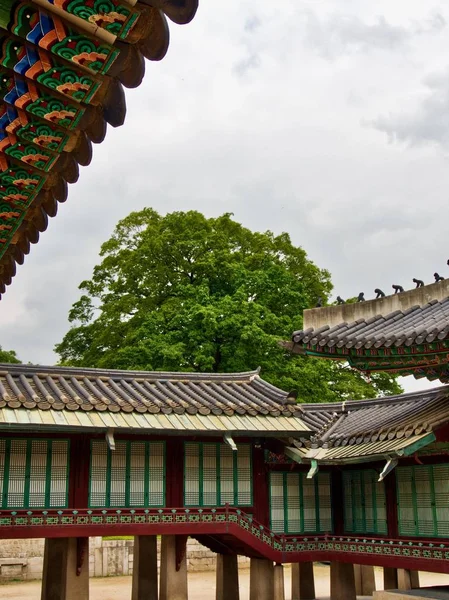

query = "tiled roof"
294;386;449;462
0;364;310;435
292;298;449;351
0;0;197;296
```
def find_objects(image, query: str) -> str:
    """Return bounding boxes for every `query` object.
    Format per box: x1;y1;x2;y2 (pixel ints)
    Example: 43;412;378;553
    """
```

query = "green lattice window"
184;442;252;507
89;440;165;508
0;438;69;509
397;464;449;537
343;469;387;534
269;471;333;534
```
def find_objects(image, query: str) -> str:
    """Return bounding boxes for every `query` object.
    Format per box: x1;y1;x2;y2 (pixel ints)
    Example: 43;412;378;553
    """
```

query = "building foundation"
132;536;158;600
160;535;188;600
249;558;274;600
216;554;239;600
41;537;89;600
354;564;376;595
291;562;316;600
330;561;356;600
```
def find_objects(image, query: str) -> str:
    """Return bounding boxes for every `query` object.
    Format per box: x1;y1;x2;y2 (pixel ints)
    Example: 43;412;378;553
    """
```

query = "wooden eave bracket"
224;434;237;452
285;446;303;464
307;459;319;479
378;457;398;482
106;428;115;451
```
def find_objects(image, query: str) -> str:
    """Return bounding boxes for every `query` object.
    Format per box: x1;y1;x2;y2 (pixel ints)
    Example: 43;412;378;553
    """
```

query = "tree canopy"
0;346;20;364
55;209;402;402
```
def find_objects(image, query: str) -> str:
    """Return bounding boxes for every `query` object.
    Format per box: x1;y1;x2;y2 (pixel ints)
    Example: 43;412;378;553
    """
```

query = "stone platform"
374;588;449;600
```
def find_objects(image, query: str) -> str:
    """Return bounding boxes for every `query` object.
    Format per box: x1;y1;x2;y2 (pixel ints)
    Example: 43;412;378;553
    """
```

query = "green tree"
55;209;401;402
0;346;20;364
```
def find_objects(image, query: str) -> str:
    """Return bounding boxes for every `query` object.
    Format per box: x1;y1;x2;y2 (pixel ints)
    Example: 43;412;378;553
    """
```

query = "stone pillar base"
250;558;274;600
274;564;285;600
216;554;239;600
398;569;420;590
330;561;356;600
384;568;420;591
354;564;376;595
132;536;158;600
292;562;316;599
160;535;188;600
41;537;89;600
384;567;398;590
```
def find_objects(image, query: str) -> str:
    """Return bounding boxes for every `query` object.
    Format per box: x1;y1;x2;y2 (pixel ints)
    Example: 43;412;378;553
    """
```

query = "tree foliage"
0;346;20;364
55;209;402;402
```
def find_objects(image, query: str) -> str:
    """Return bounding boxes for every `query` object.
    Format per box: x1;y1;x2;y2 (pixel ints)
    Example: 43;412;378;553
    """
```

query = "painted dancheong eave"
0;0;198;297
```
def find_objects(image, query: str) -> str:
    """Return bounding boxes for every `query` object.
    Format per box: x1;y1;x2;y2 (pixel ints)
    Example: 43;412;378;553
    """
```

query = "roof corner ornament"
106;428;115;451
378;457;398;482
224;434;237;452
307;459;319;479
392;284;404;294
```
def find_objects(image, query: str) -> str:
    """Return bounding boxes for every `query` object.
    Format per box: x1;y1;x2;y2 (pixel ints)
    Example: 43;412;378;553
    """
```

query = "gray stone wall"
0;537;249;581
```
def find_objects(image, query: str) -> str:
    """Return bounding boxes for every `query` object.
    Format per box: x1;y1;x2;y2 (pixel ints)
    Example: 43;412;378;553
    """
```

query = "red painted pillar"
384;470;399;538
69;436;90;509
331;469;344;535
166;438;184;508
252;446;269;527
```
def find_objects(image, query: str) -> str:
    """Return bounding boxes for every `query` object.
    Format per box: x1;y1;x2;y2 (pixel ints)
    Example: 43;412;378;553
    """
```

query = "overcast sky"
1;0;449;393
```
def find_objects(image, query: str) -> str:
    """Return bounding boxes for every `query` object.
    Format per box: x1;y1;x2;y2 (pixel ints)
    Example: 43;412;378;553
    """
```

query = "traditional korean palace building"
287;278;449;599
0;355;449;599
2;1;449;599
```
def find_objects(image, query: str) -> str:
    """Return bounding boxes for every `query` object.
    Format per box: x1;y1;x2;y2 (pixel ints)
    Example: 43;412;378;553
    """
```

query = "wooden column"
69;436;90;508
274;564;285;600
383;567;398;590
354;564;376;595
160;535;188;600
397;569;420;590
166;438;184;508
384;470;399;538
330;470;344;536
383;568;419;591
132;536;158;600
41;537;89;600
249;558;274;600
216;554;239;600
330;562;356;600
292;562;316;600
252;446;270;527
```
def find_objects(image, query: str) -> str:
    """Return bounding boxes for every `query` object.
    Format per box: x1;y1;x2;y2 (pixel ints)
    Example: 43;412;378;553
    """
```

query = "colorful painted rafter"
0;0;197;296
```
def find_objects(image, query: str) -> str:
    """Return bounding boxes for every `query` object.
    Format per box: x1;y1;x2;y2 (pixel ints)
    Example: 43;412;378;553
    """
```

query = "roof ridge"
299;384;448;412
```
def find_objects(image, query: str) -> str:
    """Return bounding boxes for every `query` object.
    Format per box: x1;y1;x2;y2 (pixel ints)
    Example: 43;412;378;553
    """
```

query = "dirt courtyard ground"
1;565;449;599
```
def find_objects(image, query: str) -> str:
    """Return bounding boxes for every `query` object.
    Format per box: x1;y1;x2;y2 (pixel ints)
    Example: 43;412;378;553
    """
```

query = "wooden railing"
0;506;448;571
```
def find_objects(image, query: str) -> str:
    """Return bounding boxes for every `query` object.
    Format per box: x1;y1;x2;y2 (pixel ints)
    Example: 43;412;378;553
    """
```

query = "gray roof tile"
292;296;449;350
298;385;449;449
0;364;300;418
